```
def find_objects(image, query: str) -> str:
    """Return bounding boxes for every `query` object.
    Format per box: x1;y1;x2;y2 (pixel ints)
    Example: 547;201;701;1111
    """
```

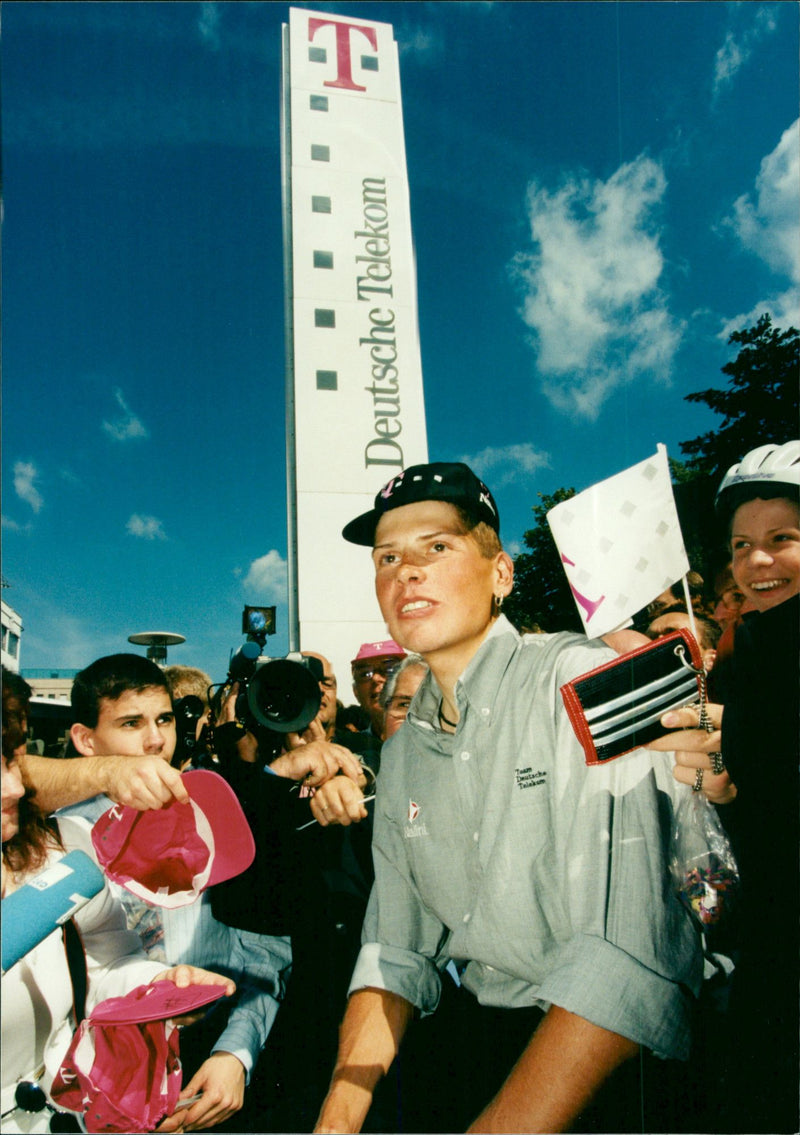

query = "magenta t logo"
561;554;605;623
308;18;379;92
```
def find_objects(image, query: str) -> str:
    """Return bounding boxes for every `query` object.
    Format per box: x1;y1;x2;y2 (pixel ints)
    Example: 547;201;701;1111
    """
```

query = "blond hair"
164;665;212;705
452;508;503;559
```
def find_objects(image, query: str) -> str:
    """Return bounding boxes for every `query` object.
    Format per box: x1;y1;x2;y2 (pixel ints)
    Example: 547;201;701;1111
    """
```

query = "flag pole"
679;574;700;643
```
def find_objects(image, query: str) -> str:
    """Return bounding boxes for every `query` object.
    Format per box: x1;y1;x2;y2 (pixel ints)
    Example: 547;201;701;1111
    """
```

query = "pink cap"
351;639;406;664
92;770;255;908
52;980;226;1133
89;978;227;1025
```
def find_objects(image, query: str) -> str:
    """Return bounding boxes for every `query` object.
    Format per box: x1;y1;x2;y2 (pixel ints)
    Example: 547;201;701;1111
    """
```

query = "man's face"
713;583;746;628
72;686;176;761
303;652;338;728
646;611;717;671
731;497;800;613
383;663;427;740
647;611;693;641
372;500;512;675
352;655;402;732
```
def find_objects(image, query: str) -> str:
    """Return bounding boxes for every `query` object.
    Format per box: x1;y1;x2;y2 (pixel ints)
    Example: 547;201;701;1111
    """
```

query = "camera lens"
246;658;321;733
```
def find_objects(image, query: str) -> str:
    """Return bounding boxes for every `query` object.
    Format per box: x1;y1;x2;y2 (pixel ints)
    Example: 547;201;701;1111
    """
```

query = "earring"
492;594;504;615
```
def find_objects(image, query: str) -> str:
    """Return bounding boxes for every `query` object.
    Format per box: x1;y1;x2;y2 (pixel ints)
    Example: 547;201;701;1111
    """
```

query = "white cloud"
241;550;287;603
198;2;221;50
102;388;149;442
712;6;778;101
461;443;551;488
126;514;166;540
22;605;124;669
14;460;43;513
397;24;443;60
720;289;800;342
713;32;744;95
724;120;800;284
511;154;684;420
718;120;800;336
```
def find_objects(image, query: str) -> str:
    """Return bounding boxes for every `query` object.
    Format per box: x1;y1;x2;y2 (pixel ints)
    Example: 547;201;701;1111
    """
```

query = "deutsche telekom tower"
281;8;428;680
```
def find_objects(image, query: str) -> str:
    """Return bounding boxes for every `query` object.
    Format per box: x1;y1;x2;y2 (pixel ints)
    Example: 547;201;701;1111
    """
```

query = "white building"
1;598;23;673
281;7;428;687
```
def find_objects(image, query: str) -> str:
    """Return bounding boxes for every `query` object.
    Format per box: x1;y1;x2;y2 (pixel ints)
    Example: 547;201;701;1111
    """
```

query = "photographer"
164;665;214;772
203;648;372;1132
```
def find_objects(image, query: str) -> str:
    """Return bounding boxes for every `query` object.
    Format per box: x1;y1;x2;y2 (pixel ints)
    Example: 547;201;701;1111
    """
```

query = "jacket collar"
410;615;521;732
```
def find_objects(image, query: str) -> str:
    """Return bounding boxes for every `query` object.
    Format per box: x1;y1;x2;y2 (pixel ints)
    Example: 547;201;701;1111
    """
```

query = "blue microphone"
2;850;105;973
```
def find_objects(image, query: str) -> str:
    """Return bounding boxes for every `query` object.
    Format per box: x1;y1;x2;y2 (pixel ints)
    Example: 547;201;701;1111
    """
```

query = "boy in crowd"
47;654;291;1132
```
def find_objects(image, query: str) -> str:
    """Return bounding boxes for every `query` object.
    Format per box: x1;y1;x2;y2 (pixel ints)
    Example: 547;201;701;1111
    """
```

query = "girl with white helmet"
652;439;799;1134
715;439;800;612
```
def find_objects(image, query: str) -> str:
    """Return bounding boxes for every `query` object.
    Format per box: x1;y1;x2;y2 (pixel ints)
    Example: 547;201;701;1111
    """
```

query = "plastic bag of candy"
670;789;739;927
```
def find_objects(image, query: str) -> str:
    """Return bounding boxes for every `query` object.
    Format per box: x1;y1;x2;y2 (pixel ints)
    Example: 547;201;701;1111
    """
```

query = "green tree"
677;314;799;580
680;313;799;478
505;488;584;634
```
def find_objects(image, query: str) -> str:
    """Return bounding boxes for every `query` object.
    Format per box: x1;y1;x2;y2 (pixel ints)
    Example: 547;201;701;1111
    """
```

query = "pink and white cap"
92;770;255;908
351;639;406;665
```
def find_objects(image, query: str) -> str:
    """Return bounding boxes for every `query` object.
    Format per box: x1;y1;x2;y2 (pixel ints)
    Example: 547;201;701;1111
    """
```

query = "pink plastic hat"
52;980;226;1134
92;770;255;908
351;639;406;664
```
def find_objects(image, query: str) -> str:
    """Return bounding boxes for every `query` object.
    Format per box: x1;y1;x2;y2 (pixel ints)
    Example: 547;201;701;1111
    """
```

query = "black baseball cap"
342;462;500;547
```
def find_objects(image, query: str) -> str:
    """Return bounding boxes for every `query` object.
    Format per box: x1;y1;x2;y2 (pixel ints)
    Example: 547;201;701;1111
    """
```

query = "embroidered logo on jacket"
404;799;428;838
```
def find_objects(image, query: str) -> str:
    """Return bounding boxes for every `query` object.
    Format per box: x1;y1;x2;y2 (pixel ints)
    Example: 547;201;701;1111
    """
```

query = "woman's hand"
152;965;235;1027
645;704;737;804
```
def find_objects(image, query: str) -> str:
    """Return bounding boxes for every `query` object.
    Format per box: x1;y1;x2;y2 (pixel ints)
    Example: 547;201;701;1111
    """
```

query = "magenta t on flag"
547;444;689;637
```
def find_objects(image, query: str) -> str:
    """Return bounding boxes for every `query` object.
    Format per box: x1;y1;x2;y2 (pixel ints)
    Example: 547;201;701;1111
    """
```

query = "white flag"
547;444;689;637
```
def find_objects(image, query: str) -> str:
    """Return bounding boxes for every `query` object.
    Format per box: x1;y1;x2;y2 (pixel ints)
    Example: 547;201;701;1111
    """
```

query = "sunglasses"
353;662;400;681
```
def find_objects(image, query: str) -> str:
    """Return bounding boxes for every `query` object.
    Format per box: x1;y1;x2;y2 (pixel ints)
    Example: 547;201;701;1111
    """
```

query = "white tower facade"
281;8;428;685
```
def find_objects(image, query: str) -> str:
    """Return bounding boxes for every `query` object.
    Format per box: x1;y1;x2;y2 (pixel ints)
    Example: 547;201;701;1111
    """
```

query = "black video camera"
207;608;322;765
221;643;322;735
171;695;209;770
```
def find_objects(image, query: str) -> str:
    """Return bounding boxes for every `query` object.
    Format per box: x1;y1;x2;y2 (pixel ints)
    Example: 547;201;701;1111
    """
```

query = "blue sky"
2;1;798;684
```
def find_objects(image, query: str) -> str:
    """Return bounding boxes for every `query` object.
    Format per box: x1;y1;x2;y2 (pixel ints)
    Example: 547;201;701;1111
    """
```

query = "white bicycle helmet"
715;440;800;518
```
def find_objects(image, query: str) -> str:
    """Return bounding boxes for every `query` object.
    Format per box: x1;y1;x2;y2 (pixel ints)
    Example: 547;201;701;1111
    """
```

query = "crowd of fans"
2;441;798;1134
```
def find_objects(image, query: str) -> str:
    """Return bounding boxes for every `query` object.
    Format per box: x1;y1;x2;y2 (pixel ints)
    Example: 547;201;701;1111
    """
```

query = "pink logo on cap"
381;471;405;499
351;639;406;664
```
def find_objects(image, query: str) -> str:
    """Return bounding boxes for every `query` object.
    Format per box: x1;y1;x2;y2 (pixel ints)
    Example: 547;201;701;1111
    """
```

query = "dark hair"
2;668;33;756
71;653;170;728
647;604;722;652
2;666;60;872
336;703;371;732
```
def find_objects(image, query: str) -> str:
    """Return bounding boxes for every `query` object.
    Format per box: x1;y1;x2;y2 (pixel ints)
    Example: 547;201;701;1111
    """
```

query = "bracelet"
359;762;377;791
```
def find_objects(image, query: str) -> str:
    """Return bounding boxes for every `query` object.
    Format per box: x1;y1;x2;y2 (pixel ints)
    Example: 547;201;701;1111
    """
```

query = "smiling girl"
712;440;800;1134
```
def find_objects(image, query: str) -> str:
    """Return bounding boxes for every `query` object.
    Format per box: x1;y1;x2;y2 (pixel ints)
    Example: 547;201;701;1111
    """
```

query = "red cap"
52;981;225;1133
351;639;406;665
89;978;227;1025
92;770;255;908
